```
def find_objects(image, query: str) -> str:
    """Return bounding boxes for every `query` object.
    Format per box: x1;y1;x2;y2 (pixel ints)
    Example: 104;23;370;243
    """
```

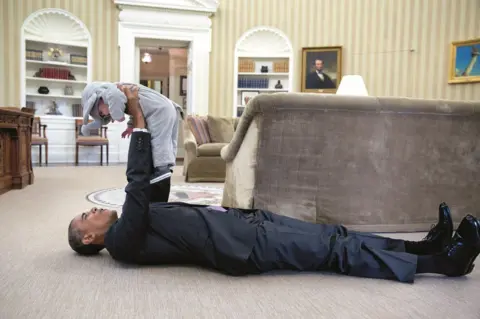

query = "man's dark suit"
305;71;336;89
105;132;418;283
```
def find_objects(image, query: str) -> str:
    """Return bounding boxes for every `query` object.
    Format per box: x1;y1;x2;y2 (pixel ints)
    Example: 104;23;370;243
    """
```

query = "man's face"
71;207;118;245
315;60;324;71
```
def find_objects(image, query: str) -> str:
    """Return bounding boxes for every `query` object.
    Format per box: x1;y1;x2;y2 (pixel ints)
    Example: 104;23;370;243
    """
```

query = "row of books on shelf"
33;67;75;80
238;77;269;89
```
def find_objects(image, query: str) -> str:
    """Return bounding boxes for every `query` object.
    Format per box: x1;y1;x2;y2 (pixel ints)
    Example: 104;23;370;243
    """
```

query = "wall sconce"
142;52;152;64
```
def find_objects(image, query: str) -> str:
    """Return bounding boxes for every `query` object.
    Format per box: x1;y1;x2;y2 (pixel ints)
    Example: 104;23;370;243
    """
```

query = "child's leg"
149;177;171;202
170;110;179;165
147;105;177;184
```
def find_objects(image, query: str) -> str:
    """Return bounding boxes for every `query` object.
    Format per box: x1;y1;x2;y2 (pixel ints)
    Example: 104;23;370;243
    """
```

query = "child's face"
98;99;110;118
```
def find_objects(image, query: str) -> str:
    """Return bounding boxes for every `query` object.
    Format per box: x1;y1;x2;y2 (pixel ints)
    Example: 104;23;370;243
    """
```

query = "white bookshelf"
21;9;92;119
233;27;294;117
22;39;89;117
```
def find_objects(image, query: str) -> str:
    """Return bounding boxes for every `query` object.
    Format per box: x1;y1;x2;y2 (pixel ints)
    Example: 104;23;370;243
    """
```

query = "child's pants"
142;97;180;174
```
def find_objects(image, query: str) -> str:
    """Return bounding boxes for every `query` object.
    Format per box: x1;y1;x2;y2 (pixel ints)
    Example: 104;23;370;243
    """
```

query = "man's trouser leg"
246;214;417;283
149;177;171;202
250;209;406;252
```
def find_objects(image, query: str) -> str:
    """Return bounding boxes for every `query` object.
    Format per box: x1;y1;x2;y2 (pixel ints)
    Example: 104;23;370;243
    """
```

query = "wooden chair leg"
45;143;48;166
100;146;103;166
75;144;79;166
39;145;42;166
106;144;109;166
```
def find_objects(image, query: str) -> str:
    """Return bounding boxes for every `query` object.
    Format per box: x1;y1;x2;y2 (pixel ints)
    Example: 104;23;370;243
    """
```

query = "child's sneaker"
150;167;172;184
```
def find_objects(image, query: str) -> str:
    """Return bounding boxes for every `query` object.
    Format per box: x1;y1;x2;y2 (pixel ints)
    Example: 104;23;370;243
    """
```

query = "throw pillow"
207;116;235;143
187;116;211;145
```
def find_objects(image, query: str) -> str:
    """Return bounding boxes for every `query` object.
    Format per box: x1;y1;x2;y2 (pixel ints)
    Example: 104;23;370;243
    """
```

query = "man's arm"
107;88;151;256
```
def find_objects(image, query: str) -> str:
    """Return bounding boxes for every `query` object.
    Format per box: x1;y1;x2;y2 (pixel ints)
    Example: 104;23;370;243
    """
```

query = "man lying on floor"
67;87;480;284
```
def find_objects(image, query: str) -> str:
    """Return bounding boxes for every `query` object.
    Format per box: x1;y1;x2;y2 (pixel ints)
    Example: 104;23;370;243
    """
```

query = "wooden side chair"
31;117;48;166
75;119;109;166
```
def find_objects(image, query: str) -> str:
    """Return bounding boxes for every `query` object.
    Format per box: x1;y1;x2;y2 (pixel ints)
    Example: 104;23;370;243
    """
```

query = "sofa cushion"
197;143;228;157
187;116;211;145
207;116;235;143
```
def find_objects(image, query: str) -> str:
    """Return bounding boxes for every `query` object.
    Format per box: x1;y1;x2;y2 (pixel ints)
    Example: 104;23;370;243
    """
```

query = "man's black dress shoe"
422;202;454;252
440;214;480;277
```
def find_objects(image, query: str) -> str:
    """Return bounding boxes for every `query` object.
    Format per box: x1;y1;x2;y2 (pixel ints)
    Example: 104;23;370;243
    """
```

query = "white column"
190;32;211;115
118;24;136;83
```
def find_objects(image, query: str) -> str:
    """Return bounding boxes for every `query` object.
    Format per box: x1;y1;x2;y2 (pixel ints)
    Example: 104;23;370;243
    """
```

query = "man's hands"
117;84;146;130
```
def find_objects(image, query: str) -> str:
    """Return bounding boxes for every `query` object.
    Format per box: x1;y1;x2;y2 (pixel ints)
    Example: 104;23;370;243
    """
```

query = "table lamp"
336;75;369;96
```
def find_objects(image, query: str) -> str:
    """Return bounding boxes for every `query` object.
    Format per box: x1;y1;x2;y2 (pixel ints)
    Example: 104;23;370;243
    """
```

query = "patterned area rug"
86;184;223;208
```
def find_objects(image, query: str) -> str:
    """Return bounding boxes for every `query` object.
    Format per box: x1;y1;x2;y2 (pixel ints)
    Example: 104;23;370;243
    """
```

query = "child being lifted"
81;82;184;202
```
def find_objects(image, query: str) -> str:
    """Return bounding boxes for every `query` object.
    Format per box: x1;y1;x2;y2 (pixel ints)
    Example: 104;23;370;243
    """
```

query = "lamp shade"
336;75;368;96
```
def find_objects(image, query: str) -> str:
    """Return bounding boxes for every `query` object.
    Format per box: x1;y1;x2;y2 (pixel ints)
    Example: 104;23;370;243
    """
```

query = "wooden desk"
0;107;34;195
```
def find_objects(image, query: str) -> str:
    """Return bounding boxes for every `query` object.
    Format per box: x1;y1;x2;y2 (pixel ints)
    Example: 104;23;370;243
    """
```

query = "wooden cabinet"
0;107;34;195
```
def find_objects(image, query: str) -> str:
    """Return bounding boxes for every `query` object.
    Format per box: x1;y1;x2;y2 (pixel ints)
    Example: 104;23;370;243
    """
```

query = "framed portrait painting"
301;46;343;93
449;38;480;84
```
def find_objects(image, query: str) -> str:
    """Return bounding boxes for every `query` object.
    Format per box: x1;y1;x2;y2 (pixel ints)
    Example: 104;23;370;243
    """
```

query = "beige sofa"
221;93;480;232
184;115;239;182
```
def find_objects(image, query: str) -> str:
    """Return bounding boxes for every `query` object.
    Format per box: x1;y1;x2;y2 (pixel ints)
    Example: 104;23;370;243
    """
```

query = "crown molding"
113;0;219;14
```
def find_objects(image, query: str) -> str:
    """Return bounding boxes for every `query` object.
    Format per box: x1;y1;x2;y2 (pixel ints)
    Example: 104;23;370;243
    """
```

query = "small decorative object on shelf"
70;54;87;65
273;60;289;73
46;101;62;115
238;59;255;72
72;104;83;117
275;80;283;89
64;85;73;96
48;48;63;61
26;49;43;61
261;65;269;73
38;86;49;94
238;77;269;89
240;91;259;106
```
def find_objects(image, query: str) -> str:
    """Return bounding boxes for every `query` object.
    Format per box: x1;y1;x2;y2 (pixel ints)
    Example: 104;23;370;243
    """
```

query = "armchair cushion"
197;143;228;157
32;135;48;144
187;116;211;145
77;136;108;145
207;116;235;143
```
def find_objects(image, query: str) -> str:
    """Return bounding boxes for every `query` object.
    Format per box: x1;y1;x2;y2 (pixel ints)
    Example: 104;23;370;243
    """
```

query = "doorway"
137;39;189;159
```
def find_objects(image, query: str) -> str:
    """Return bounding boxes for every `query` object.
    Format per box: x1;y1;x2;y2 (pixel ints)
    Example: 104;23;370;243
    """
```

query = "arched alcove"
233;26;294;116
20;8;92;108
20;8;94;165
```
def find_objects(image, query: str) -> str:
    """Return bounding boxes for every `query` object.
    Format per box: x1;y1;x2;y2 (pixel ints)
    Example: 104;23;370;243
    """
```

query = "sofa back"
233;93;480;231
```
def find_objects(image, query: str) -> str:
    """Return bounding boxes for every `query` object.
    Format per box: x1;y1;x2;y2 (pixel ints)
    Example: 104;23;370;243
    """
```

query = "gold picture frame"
448;38;480;84
301;46;343;93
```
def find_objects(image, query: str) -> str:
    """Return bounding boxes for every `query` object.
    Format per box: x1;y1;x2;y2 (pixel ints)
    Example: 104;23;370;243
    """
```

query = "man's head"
314;59;324;72
68;207;118;255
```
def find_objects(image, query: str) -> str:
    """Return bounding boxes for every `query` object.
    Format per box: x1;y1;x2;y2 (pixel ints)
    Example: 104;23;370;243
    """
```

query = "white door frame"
115;1;219;115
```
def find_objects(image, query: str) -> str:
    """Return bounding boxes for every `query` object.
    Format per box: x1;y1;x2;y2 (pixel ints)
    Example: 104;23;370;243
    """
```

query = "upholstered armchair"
31;117;48;166
74;119;109;166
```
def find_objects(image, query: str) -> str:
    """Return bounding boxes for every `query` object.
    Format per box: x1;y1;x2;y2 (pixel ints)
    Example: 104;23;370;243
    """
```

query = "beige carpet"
0;166;479;319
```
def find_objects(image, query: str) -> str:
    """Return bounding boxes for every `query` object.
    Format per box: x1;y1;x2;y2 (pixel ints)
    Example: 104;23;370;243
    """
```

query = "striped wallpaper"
1;0;479;116
209;0;480;116
0;0;119;107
